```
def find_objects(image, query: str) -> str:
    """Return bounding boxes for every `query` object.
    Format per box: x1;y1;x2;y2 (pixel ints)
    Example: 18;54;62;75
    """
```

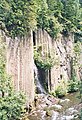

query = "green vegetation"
67;41;81;93
0;0;82;118
49;79;68;98
50;79;79;98
34;48;59;70
55;86;67;98
0;37;26;120
0;93;25;120
0;0;37;37
79;80;82;119
55;80;68;98
68;79;79;93
0;0;82;38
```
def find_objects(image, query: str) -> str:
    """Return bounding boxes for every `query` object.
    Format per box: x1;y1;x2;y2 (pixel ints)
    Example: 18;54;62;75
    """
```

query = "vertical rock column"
6;31;34;104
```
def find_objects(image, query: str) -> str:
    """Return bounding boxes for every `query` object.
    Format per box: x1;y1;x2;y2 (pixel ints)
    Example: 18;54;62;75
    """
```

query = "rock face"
0;30;34;104
51;34;74;90
0;29;81;103
34;29;76;91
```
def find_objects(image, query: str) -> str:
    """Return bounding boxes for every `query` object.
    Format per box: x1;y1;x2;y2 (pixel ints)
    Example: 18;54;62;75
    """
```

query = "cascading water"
34;64;46;94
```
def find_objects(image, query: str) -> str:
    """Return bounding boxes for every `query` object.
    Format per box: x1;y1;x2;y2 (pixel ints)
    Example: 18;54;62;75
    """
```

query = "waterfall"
34;64;46;94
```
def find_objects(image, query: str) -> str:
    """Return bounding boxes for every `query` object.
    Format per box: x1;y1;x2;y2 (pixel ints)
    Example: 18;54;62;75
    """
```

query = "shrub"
49;91;56;97
55;80;68;98
68;71;79;93
68;80;79;93
0;92;26;120
55;85;67;98
34;48;57;70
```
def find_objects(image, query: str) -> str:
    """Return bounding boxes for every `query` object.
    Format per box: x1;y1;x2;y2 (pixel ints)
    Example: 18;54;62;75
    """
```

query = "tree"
61;0;81;33
37;0;49;30
0;0;37;37
47;0;63;18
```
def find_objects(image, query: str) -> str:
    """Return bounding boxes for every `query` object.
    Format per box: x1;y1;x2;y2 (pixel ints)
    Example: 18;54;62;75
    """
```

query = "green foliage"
55;80;68;98
67;42;81;93
0;0;37;37
78;80;82;102
37;0;63;38
55;85;67;98
68;64;79;93
0;37;26;120
73;41;81;65
0;0;82;38
37;0;49;30
80;109;82;120
47;17;63;38
34;47;59;70
34;49;55;70
49;91;56;97
0;37;12;96
78;79;82;119
0;93;25;120
62;0;81;33
47;0;63;18
68;80;79;93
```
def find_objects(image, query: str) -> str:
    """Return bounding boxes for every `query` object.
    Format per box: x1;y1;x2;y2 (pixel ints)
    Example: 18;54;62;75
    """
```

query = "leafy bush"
55;80;68;98
68;80;79;93
78;80;82;102
79;109;82;120
34;48;58;70
0;0;82;38
46;17;63;38
0;93;26;120
49;91;56;97
0;0;37;37
55;85;67;98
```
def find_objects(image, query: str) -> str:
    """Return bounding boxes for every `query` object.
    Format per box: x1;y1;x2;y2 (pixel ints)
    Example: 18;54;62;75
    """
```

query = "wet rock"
47;95;59;103
23;118;29;120
66;107;78;115
51;111;59;120
46;110;52;116
41;111;46;119
65;107;79;118
49;104;62;111
40;95;52;106
40;104;47;108
61;115;76;120
34;96;38;107
59;99;70;105
53;104;62;109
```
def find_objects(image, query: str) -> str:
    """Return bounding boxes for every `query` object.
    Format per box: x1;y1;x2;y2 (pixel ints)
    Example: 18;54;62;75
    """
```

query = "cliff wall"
0;30;34;104
34;29;81;91
0;29;81;103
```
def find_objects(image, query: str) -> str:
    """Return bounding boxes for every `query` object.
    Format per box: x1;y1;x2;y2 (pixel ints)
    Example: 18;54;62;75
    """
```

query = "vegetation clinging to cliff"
0;0;82;38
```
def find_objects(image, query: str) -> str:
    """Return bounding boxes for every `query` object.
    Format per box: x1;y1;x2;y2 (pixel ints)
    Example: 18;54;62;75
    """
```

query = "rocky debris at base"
61;115;75;120
27;93;81;120
59;98;70;105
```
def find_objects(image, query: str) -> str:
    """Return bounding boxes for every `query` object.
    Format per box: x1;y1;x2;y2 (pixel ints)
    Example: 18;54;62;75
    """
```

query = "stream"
27;92;82;120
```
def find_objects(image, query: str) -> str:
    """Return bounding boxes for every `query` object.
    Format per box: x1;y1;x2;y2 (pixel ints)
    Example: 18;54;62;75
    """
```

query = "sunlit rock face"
34;29;76;91
0;30;35;104
50;34;74;90
0;28;81;103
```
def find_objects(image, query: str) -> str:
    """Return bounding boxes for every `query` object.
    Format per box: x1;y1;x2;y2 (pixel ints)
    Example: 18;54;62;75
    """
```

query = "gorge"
0;0;82;120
